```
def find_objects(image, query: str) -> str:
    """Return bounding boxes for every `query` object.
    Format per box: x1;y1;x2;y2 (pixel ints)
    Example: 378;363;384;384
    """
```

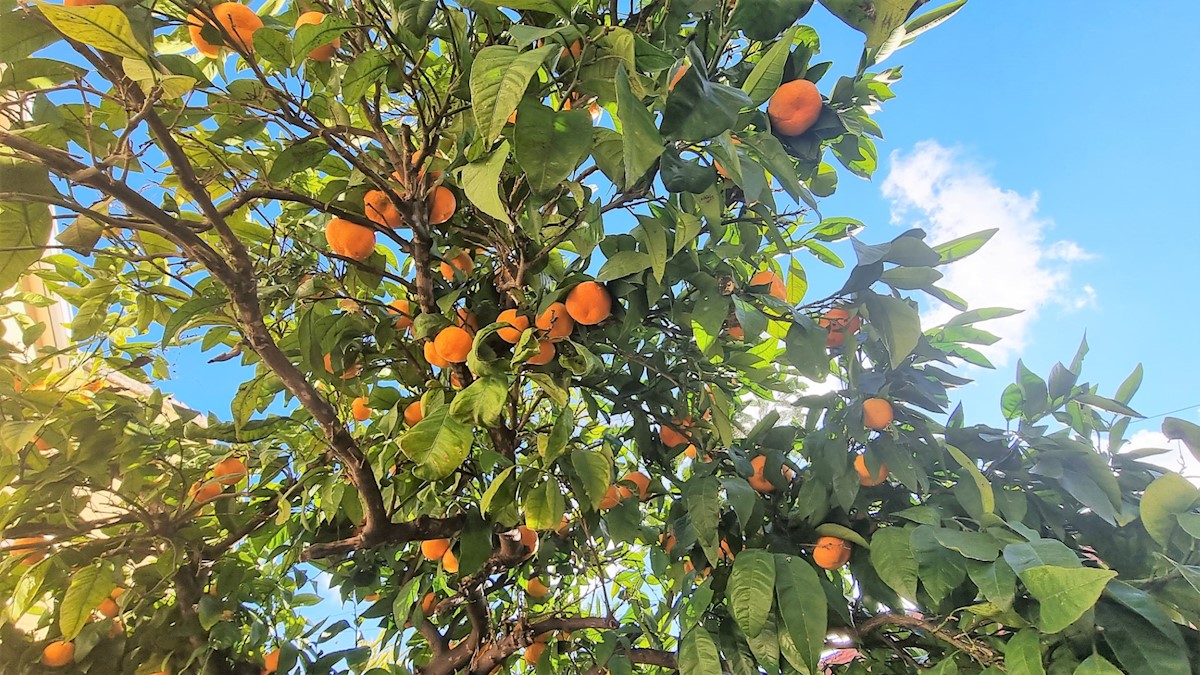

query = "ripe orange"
561;39;583;60
854;454;889;487
389;299;413;333
212;457;246;486
621;471;651;501
188;3;263;58
442;548;459;573
363;593;380;602
323;353;361;379
294;11;340;62
325;217;376;261
725;316;745;341
526;340;555;366
813;536;853;570
41;641;74;667
364;189;403;229
424;341;448;368
524;642;545;666
429;186;456;225
351;396;371;422
516;525;539;559
97;597;119;618
659;417;692;448
455;308;479;333
526;577;550;598
660;532;677;554
536;302;575;340
109;587;125;599
190;480;222;504
556;514;571;535
565;281;612;325
421;592;437;614
433;326;473;363
439;251;472;281
496;309;531;343
819;308;862;348
749;270;786;302
422;538;450;560
768;79;823;137
598;484;626;510
749;455;794;493
8;536;47;566
863;398;894;430
263;648;280;674
404;400;424;426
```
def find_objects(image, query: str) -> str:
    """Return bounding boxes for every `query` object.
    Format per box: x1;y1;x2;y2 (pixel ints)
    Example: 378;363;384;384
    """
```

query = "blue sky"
159;3;1200;463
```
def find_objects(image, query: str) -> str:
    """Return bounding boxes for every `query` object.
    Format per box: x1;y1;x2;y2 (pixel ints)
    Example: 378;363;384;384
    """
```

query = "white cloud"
1122;429;1200;484
881;141;1093;364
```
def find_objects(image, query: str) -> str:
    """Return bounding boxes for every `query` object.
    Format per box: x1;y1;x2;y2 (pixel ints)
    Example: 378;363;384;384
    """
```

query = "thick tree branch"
857;612;998;665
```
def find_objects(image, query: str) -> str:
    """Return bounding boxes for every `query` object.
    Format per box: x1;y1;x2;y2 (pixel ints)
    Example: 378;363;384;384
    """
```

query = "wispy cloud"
881;141;1094;364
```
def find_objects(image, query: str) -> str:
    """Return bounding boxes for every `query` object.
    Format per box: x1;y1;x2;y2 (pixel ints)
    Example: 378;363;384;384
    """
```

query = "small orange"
325;217;376;261
442;548;459;573
455;308;479;333
421;592;437;614
598;484;625;510
439;251;472;281
424;341;449;368
516;525;539;559
188;3;263;58
565;281;612;326
433;326;473;363
496;309;531;343
536;302;575;340
351;396;371;422
212;457;247;486
621;471;651;501
109;587;125;599
749;270;786;302
364;189;403;229
524;642;545;666
526;340;555;366
41;641;74;667
429;186;456;225
8;536;47;566
659;418;692;448
819;308;862;348
725;317;745;341
526;577;550;598
322;353;361;379
556;514;571;535
561;39;583;60
404;400;424;426
97;597;119;618
421;538;451;560
660;532;677;555
812;536;853;570
294;11;341;62
767;79;823;137
854;454;888;487
863;398;894;431
719;539;735;561
363;593;380;602
190;480;222;504
263;648;280;674
389;299;413;333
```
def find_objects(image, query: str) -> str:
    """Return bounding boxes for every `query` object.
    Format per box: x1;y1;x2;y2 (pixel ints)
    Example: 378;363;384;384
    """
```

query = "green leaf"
730;550;776;638
784;319;828;380
251;28;290;70
597;250;652;282
1074;393;1142;418
524;478;565;531
400;404;473;480
470;44;555;146
1004;629;1044;675
678;626;722;675
880;266;943;290
933;228;997;265
460;141;513;224
633;216;669;283
1114;363;1143;405
480;466;515;518
514;102;594;193
1140;472;1200;549
814;523;869;549
7;562;48;622
863;291;921;366
1019;565;1116;633
449;376;508;427
39;4;147;60
538;405;573;463
615;64;663;188
742;27;800;106
292;17;350;68
1095;600;1191;675
773;554;826;675
869;527;917;600
341;50;389;102
0;160;54;291
0;10;58;62
685;476;722;566
162;296;226;347
60;561;114;640
268;140;330;183
969;559;1017;610
571;447;613;510
944;443;995;516
1162;416;1200;464
1073;655;1123;675
1002;540;1080;574
732;0;815;41
476;0;572;16
661;52;753;141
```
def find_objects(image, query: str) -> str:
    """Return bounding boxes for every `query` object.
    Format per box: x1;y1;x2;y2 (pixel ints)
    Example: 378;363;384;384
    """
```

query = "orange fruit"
188;3;262;58
65;0;106;5
598;484;625;510
322;353;361;379
97;597;119;618
351;396;371;422
749;270;786;302
854;454;889;487
561;39;583;60
496;309;531;343
556;514;571;536
659;417;692;448
190;480;222;504
109;587;125;599
524;642;545;666
725;316;745;341
421;538;451;560
526;577;550;598
389;299;413;333
294;11;340;61
455;308;479;333
749;455;793;493
8;536;47;566
212;457;246;486
516;525;539;558
813;536;852;570
565;281;612;325
363;593;380;602
767;79;823;137
863;398;894;431
429;186;456;225
668;63;688;90
526;340;555;366
439;251;472;281
364;189;403;229
442;548;459;573
421;592;437;614
404;400;424;426
263;648;280;674
536;302;574;341
621;471;651;501
424;341;449;368
819;308;862;348
433;326;473;364
41;641;74;667
325;217;376;261
661;532;677;555
719;539;735;561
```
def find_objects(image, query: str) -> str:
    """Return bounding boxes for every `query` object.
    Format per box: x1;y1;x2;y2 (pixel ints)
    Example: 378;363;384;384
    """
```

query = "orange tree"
1;0;1198;674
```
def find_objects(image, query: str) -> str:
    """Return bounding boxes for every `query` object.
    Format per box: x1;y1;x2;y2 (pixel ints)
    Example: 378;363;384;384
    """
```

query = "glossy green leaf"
730;549;776;638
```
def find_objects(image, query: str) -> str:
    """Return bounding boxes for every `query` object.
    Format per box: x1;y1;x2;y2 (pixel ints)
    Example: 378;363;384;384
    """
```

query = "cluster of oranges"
184;3;340;62
188;456;247;504
598;471;652;509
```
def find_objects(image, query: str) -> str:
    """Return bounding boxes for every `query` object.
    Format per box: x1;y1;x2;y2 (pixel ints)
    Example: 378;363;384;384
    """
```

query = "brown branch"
300;514;465;561
463;616;620;675
856;612;997;665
